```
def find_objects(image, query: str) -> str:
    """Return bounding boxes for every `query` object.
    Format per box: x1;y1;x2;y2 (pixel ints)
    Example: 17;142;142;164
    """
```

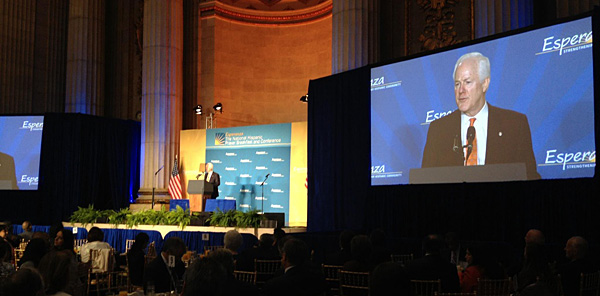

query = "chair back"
90;248;114;273
411;279;441;296
580;271;600;296
322;264;343;296
477;277;511;296
338;270;369;296
254;259;282;286
125;239;135;252
434;293;476;296
234;270;257;285
203;245;224;255
391;253;414;266
145;241;156;264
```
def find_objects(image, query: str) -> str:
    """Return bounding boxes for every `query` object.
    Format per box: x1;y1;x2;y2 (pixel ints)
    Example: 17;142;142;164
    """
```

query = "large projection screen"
371;16;595;186
0;115;44;190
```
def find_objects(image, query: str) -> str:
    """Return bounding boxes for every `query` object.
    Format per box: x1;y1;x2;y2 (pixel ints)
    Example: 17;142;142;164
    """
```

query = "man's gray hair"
453;52;490;82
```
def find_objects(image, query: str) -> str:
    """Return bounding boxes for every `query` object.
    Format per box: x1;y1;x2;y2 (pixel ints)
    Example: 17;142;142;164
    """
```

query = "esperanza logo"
540;31;592;56
214;133;226;145
20;175;39;186
20;121;44;131
544;149;596;170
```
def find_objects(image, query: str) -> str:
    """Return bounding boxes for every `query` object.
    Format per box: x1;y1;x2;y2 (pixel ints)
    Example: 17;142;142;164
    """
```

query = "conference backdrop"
371;17;595;185
0;115;44;190
180;122;307;227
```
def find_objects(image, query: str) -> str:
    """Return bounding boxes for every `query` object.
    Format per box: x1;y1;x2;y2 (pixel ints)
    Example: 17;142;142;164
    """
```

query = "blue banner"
206;123;291;224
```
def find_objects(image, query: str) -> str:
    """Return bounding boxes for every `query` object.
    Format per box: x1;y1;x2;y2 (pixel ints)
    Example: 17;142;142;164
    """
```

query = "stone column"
0;0;36;113
332;0;378;74
137;0;183;205
64;0;105;115
182;0;202;129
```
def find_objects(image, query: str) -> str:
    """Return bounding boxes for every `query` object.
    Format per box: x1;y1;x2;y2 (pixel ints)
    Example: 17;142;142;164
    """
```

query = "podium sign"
409;163;527;184
187;180;214;212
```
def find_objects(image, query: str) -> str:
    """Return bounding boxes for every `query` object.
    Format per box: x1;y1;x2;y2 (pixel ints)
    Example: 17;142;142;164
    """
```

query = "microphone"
465;126;476;161
196;172;204;180
261;173;270;186
453;135;461;153
265;173;270;178
155;165;164;175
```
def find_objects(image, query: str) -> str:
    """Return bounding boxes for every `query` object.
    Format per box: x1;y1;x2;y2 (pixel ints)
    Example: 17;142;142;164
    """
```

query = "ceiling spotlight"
213;103;223;113
300;94;308;103
194;105;202;115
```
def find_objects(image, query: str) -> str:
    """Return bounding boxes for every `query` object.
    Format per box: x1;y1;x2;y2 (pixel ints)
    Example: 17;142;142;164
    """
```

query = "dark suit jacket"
404;254;461;293
421;104;541;180
0;152;18;189
262;265;328;296
206;171;220;198
143;255;185;293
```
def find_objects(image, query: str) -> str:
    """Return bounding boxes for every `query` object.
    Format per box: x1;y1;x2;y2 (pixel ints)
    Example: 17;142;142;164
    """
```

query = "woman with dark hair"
18;238;49;268
54;229;75;254
38;250;72;296
459;247;484;293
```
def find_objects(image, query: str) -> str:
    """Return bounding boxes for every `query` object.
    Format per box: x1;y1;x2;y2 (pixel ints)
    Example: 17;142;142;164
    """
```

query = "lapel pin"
499;132;503;137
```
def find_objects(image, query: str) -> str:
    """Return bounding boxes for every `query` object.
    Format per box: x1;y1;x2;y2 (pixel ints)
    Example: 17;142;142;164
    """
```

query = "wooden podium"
187;180;214;212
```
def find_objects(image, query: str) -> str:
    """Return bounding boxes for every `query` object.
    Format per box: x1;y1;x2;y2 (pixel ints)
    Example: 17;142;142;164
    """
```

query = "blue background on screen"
371;17;595;185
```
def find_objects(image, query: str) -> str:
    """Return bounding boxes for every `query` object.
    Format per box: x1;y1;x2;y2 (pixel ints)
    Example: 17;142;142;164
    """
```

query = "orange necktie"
466;118;478;166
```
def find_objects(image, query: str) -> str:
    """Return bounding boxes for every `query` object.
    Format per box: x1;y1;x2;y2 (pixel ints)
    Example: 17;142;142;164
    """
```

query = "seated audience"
443;232;466;265
324;229;355;266
404;234;460;293
273;228;286;250
224;230;243;260
53;229;75;253
207;248;259;296
0;240;16;285
559;236;596;296
143;237;187;294
343;234;373;272
237;233;280;271
370;262;411;296
79;227;112;263
18;238;49;269
51;229;82;296
19;221;33;242
38;250;72;296
1;267;45;296
517;243;553;292
181;257;228;296
49;222;64;248
370;229;391;266
127;232;150;287
262;238;328;296
459;247;484;293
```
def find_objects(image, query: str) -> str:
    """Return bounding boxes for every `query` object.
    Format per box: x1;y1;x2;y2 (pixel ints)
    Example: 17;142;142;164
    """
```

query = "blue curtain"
164;231;258;254
102;228;163;254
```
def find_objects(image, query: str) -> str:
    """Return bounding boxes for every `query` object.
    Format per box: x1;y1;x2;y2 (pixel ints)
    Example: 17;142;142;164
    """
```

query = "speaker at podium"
187;180;214;212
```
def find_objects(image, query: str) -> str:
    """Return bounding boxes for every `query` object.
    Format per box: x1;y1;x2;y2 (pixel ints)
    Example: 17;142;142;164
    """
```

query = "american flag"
168;155;183;200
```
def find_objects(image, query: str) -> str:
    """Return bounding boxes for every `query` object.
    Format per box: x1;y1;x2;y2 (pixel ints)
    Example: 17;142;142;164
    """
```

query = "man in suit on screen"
421;52;541;180
204;162;220;199
0;151;18;189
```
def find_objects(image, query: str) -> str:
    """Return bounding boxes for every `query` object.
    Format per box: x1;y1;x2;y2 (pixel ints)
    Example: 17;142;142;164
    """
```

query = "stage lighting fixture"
194;105;202;115
213;103;223;113
300;94;308;102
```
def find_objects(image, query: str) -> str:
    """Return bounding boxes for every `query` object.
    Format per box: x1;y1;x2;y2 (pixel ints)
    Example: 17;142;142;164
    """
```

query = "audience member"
54;229;75;254
370;229;391;266
444;232;466;265
343;234;373;272
237;233;280;271
525;229;545;246
404;234;460;293
459;246;484;293
127;232;150;287
143;237;187;294
207;248;259;296
79;227;112;263
181;257;228;296
324;229;355;266
38;250;72;296
18;238;49;268
19;221;33;242
48;222;64;247
559;236;596;296
224;230;243;259
273;228;286;249
516;243;553;292
1;267;45;296
370;262;411;296
262;238;328;296
0;240;16;285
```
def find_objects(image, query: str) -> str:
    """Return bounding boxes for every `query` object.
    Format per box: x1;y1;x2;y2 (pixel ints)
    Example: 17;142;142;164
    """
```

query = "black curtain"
307;66;600;246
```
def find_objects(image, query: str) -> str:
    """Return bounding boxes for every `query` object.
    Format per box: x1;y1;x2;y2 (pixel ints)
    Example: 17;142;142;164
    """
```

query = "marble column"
332;0;379;74
183;0;202;130
65;0;105;115
0;0;36;113
137;0;183;203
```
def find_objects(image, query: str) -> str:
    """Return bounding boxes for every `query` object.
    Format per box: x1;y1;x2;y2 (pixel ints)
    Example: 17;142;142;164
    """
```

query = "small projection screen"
370;16;595;185
0;115;44;190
